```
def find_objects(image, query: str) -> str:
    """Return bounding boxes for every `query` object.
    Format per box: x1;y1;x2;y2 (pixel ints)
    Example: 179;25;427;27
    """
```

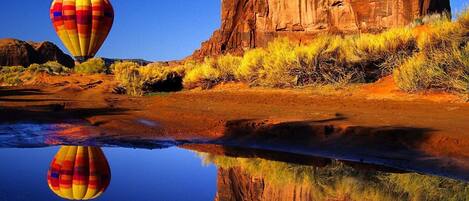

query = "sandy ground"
1;74;469;179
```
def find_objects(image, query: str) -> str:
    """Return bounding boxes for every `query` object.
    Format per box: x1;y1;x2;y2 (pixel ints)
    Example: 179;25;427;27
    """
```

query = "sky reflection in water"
0;147;217;201
0;122;468;201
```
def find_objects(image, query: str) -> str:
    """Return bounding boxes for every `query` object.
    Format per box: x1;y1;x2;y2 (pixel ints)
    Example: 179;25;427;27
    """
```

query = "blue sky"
0;0;220;61
0;0;466;61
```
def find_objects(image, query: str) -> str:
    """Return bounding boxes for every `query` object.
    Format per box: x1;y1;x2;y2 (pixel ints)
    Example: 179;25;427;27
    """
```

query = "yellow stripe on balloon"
51;0;114;61
61;146;78;199
57;29;78;56
72;146;89;200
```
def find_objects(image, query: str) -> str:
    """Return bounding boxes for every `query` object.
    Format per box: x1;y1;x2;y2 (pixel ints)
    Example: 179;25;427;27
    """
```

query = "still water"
0;122;468;201
0;147;217;201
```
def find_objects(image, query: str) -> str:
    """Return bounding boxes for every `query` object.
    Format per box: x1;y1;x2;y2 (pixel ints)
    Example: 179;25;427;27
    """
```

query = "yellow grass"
111;7;468;97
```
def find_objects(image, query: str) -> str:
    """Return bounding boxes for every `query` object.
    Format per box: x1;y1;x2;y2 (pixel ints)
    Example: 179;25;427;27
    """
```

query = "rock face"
192;0;451;59
0;38;74;67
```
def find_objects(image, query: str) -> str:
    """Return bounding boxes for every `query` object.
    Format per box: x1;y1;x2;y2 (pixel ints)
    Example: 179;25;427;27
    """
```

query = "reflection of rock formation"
215;167;316;201
195;146;469;201
192;0;451;59
47;146;111;200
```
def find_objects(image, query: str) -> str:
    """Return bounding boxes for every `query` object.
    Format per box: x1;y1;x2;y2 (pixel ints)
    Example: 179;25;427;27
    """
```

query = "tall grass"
183;29;416;89
393;8;469;98
110;7;468;98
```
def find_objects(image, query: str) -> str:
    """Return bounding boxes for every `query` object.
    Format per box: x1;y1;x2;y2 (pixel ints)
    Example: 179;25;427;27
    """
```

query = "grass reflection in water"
200;153;469;201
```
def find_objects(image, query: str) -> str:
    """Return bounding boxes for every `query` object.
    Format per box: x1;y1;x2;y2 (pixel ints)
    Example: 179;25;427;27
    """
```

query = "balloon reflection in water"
47;146;111;200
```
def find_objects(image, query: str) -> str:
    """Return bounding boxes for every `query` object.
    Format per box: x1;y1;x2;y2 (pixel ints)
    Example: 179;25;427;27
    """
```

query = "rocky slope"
0;38;74;67
192;0;451;59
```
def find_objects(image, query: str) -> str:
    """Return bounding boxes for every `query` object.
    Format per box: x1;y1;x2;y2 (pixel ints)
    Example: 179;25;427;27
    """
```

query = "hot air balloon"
50;0;114;62
47;146;111;200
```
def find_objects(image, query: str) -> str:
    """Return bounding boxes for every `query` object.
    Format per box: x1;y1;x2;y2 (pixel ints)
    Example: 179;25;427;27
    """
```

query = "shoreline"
1;74;469;180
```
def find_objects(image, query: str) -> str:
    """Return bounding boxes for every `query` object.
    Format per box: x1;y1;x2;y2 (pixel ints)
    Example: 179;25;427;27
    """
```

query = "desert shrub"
139;62;184;92
215;54;242;81
27;61;70;75
294;36;363;86
394;8;469;97
183;58;222;89
256;37;298;87
74;58;108;74
0;62;72;86
235;48;266;83
112;61;144;96
393;54;444;91
353;27;417;76
394;44;469;95
0;66;25;86
113;61;186;95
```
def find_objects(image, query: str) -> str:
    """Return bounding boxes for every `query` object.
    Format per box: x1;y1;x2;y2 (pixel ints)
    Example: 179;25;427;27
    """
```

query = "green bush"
74;58;108;74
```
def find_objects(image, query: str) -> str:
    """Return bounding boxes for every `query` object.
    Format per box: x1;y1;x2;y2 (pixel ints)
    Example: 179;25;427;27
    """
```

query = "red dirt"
1;74;469;178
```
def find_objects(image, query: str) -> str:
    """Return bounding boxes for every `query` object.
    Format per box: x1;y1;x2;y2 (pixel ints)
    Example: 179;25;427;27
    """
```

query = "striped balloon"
50;0;114;62
47;146;111;200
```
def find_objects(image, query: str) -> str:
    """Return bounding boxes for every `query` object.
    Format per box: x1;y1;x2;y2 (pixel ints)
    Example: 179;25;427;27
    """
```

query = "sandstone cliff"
0;38;74;67
192;0;451;59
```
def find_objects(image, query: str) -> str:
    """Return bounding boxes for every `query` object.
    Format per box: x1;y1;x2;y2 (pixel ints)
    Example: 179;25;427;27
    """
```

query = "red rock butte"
192;0;451;59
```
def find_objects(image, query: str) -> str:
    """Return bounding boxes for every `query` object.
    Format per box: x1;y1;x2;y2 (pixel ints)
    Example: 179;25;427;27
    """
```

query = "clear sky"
0;0;466;61
0;0;220;61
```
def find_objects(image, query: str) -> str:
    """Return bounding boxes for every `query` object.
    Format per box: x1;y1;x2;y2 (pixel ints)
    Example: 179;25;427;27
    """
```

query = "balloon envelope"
47;146;111;200
50;0;114;62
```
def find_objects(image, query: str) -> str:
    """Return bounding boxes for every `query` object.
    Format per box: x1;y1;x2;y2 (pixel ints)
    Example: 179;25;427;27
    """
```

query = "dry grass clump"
393;8;469;97
113;61;185;96
112;61;144;96
183;55;241;89
352;27;417;75
184;29;417;89
235;48;266;83
74;58;109;74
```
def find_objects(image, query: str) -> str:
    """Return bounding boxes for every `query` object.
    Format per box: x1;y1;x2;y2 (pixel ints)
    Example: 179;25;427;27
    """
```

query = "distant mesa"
0;38;74;67
192;0;452;59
